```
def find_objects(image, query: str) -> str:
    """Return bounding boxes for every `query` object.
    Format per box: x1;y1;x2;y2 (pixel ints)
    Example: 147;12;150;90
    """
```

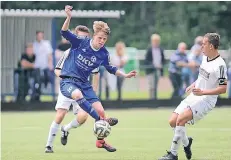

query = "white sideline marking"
3;127;231;131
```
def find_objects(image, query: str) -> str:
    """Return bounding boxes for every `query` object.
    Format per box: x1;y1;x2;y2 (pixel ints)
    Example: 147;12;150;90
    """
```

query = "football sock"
76;98;100;121
170;126;184;156
63;119;80;131
46;121;60;147
181;126;189;147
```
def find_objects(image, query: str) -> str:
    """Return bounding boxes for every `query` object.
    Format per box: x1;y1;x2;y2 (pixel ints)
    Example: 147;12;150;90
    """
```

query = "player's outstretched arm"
115;70;137;78
60;5;82;47
61;5;72;31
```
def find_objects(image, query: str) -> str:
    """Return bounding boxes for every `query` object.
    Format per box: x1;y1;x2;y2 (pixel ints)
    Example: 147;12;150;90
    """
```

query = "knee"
169;118;177;128
176;116;186;126
55;109;67;124
71;89;83;100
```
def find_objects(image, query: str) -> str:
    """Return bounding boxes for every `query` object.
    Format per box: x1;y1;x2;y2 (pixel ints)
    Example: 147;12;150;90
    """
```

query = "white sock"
170;126;184;156
63;119;80;131
181;127;189;147
46;121;60;147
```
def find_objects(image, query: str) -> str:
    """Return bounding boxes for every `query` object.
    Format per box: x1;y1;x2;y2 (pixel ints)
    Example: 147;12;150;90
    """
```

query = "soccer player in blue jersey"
45;25;98;153
59;5;137;152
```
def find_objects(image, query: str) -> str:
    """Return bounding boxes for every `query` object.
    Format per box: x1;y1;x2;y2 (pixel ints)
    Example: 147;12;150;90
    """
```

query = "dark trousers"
116;76;124;100
169;72;182;98
15;69;38;102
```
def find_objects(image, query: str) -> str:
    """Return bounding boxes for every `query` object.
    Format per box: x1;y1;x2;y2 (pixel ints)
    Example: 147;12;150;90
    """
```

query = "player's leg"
61;107;88;145
176;108;193;160
45;108;67;153
45;90;72;153
92;101;118;126
60;80;101;121
169;112;178;129
91;101;117;152
159;102;191;160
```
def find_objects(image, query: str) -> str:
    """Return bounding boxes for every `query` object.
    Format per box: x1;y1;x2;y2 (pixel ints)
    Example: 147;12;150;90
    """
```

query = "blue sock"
76;98;100;121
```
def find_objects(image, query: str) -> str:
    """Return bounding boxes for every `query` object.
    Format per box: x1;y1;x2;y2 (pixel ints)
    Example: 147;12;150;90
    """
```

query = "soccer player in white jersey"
158;33;228;160
45;26;100;153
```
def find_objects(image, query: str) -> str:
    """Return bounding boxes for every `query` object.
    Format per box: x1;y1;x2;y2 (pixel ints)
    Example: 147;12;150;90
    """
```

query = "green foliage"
2;1;231;49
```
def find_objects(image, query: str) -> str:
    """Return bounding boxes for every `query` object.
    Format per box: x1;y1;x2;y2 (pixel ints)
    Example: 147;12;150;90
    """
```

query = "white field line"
2;126;231;131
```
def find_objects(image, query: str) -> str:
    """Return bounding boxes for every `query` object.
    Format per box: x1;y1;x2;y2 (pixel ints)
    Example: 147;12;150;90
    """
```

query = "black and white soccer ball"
93;120;111;139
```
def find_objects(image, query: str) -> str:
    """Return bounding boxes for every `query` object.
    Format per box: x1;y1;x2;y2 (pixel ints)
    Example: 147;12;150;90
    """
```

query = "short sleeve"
170;54;179;63
215;64;228;85
46;41;53;54
21;54;27;61
55;49;70;69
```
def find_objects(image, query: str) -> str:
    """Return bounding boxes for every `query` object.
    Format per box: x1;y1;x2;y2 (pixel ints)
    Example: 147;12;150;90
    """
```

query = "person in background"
33;30;53;101
16;43;36;101
188;44;203;84
110;41;128;101
145;34;165;99
169;42;193;98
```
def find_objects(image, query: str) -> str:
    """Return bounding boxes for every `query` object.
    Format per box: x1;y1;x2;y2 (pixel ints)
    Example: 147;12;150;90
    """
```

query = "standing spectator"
188;44;203;83
191;36;203;51
33;31;53;101
110;41;128;100
16;43;36;101
169;42;190;98
145;34;165;99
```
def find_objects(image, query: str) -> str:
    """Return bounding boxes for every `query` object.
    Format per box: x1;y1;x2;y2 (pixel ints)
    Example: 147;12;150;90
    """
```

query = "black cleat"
61;126;69;145
45;146;54;153
104;118;118;126
184;137;193;160
158;151;178;160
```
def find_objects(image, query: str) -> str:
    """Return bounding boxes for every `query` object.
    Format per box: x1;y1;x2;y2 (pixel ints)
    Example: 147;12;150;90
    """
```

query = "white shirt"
184;55;227;106
110;54;128;72
152;47;162;68
33;40;53;69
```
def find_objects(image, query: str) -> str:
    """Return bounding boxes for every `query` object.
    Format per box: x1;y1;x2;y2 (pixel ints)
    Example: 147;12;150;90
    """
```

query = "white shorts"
174;99;214;125
55;90;83;115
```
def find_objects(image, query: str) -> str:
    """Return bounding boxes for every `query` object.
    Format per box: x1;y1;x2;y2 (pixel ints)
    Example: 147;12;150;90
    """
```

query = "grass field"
2;108;231;160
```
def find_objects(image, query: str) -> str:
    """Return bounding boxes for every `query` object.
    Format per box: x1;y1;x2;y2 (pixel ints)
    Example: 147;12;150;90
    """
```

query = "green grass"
2;108;231;160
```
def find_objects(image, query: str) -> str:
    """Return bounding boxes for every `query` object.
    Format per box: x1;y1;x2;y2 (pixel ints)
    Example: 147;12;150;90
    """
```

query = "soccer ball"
93;120;111;139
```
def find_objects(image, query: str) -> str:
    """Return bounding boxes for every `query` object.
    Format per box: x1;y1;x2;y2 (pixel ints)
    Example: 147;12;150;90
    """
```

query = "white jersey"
55;49;99;73
184;55;227;107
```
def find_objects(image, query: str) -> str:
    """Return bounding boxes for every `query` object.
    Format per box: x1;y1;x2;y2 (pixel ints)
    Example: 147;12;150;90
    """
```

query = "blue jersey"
60;30;118;82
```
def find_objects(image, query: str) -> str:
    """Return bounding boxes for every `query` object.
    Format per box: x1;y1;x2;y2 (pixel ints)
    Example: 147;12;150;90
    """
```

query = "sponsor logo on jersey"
77;54;94;66
199;67;210;80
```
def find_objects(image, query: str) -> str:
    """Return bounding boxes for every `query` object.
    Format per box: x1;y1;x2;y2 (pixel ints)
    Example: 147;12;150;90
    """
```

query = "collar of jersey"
90;40;100;52
207;54;220;62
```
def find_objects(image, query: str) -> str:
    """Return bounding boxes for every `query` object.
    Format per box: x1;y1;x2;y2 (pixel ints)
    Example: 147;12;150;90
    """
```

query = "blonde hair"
93;21;110;35
151;34;161;41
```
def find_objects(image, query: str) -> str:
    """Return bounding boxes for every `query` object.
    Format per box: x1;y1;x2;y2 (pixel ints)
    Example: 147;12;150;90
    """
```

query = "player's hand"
125;70;137;78
185;85;194;94
192;88;204;96
65;5;73;18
